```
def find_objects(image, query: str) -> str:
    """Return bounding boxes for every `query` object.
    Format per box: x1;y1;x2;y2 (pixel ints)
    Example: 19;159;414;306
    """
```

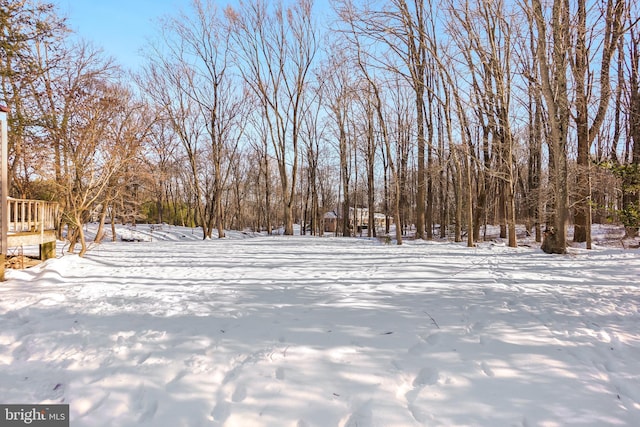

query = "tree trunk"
77;221;88;257
94;205;109;244
532;0;571;254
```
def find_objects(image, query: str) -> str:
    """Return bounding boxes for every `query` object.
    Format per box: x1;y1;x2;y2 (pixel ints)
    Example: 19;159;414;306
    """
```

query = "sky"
49;0;332;71
50;0;189;70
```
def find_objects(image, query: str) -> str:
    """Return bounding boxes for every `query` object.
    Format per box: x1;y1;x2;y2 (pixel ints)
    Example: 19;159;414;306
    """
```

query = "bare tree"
228;0;318;235
320;51;355;237
140;53;212;237
94;94;153;243
1;0;66;198
64;80;145;256
346;19;404;244
143;114;179;225
28;38;133;255
141;0;247;239
608;5;640;238
528;0;572;254
446;0;518;247
334;0;432;240
164;0;247;238
572;0;626;246
300;75;328;236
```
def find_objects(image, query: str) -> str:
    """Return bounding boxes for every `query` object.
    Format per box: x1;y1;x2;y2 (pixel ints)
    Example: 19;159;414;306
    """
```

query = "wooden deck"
0;106;59;277
6;197;59;257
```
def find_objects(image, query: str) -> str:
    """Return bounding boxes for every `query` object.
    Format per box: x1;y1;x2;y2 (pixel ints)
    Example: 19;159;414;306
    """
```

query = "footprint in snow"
166;369;189;390
406;367;440;404
12;343;30;361
211;401;230;422
78;392;110;418
137;400;158;423
481;361;495;377
408;403;431;423
413;367;440;387
344;401;374;427
137;352;152;365
232;384;247;402
425;332;441;345
133;385;158;423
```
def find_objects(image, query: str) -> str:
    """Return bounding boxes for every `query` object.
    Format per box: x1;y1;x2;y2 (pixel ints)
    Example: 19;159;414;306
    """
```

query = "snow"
1;224;640;426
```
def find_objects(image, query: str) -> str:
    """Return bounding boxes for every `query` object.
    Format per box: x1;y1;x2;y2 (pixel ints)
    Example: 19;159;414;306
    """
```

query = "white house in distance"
323;207;390;233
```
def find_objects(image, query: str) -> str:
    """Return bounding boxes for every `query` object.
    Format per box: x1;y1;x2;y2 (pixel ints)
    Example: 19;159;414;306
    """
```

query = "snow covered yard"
1;229;640;426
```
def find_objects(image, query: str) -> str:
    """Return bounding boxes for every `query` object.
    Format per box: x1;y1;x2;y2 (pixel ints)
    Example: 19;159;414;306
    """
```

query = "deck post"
40;241;56;260
0;105;8;281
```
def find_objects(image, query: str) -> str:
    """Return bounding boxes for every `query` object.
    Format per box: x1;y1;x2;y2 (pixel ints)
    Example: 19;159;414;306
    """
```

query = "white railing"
7;198;59;234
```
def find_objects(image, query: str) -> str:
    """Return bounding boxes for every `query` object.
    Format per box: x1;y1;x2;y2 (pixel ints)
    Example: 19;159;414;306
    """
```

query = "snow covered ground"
1;224;639;426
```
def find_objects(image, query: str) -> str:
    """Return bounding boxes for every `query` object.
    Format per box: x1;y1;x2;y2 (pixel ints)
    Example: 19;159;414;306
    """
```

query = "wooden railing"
7;198;59;234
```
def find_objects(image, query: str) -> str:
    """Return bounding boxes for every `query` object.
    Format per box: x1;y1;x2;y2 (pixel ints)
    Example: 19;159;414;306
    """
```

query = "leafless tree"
321;51;355;237
140;54;211;236
446;0;519;247
228;0;318;235
1;1;66;199
334;0;433;240
142;0;246;239
142;114;179;225
572;0;626;246
528;0;572;254
64;80;146;256
347;23;404;243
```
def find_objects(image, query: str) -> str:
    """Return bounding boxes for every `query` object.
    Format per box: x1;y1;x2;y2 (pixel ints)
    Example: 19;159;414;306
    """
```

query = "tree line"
1;0;639;255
